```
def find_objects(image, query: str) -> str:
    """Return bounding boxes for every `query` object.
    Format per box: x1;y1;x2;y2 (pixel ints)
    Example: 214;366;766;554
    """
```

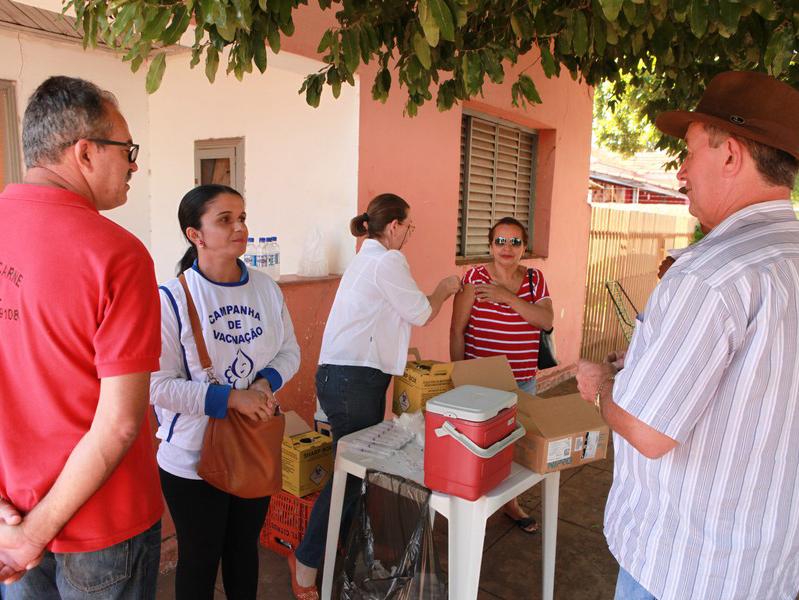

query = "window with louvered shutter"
457;111;538;258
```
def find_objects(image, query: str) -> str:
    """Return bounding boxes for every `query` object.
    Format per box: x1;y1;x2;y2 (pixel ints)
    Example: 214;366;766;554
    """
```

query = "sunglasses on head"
493;237;523;247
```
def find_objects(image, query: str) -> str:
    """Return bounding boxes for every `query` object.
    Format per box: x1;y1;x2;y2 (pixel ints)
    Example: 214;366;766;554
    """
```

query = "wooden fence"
580;204;696;361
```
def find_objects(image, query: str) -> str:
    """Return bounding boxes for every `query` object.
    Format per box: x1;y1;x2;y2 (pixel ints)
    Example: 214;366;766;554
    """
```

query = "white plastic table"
320;427;560;600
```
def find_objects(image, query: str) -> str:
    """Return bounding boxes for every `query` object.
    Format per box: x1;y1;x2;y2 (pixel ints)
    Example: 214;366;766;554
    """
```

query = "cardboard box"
392;360;456;414
445;355;609;474
281;411;333;497
514;394;609;473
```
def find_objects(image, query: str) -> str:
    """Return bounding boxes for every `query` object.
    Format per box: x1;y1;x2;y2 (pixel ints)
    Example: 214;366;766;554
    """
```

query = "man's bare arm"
0;372;151;575
577;359;678;459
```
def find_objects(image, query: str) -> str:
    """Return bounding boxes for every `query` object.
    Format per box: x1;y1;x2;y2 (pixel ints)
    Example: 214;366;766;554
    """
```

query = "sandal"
287;552;319;600
513;515;538;534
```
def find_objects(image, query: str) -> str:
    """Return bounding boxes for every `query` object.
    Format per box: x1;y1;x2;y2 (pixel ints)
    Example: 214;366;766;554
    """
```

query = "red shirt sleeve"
529;268;550;303
94;245;161;378
463;265;489;285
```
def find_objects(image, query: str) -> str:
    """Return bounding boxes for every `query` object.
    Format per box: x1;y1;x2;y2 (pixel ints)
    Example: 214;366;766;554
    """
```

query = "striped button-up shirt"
606;200;799;600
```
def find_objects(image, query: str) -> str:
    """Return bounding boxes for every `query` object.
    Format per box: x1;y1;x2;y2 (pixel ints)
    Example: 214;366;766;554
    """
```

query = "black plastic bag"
339;470;447;600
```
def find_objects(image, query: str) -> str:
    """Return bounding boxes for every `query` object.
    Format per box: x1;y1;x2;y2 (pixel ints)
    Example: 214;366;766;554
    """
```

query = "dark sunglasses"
75;138;140;163
493;237;523;247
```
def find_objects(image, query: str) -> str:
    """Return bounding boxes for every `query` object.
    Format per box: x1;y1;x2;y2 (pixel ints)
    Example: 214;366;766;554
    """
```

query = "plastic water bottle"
257;237;268;272
263;237;274;278
244;237;256;268
271;236;281;280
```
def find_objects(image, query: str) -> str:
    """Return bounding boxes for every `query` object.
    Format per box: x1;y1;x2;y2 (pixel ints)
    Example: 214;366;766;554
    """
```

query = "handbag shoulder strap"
527;268;553;335
527;268;533;302
178;273;216;379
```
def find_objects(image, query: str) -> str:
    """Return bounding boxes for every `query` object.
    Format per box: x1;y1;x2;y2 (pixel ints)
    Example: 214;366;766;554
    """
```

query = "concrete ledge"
276;274;341;286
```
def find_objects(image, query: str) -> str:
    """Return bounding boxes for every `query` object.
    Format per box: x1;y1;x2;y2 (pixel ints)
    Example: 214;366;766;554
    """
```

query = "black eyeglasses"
75;138;139;163
493;237;523;247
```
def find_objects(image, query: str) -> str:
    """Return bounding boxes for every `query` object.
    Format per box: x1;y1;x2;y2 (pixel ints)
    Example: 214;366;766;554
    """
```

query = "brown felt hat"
656;71;799;160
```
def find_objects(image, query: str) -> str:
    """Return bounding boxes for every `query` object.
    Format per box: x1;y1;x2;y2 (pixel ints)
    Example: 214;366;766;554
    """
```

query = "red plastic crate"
259;490;320;557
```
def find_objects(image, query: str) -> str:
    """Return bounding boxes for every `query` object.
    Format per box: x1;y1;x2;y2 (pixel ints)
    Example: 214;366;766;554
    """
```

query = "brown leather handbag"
179;274;285;499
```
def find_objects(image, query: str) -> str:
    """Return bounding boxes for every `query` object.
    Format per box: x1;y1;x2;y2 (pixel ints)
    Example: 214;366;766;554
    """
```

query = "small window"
194;137;244;192
457;111;538;258
0;81;22;188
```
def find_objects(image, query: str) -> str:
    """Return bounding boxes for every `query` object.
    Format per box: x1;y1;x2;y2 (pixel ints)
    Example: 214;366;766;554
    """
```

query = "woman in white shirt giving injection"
287;193;461;600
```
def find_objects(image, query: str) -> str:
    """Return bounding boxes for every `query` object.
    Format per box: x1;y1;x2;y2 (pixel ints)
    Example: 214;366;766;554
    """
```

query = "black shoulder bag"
528;268;557;370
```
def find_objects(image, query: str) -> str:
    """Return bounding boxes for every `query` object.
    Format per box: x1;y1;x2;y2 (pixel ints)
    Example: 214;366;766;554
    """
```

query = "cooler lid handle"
434;421;526;459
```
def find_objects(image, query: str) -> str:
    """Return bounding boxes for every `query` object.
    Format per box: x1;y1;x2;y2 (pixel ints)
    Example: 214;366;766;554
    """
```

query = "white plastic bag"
296;226;329;277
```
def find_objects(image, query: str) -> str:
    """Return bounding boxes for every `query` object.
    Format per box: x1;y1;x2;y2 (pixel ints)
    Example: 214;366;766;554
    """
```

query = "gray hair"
704;123;799;189
22;76;118;168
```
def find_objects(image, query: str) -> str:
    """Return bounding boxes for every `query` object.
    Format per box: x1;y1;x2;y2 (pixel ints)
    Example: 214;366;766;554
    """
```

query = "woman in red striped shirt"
450;216;554;533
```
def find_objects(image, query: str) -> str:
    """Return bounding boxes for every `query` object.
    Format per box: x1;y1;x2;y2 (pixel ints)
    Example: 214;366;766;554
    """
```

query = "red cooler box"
424;385;526;501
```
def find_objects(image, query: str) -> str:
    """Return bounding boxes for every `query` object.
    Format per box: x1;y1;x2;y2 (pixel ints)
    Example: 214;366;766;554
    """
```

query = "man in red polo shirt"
0;76;163;599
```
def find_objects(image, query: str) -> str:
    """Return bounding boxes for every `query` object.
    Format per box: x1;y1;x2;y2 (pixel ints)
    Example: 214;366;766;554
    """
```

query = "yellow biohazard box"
392;357;456;415
281;411;333;497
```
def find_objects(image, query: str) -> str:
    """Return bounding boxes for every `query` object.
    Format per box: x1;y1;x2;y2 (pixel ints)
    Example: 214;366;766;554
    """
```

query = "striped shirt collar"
670;199;794;259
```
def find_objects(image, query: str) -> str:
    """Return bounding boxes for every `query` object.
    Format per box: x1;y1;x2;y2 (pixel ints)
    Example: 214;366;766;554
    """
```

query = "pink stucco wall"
284;10;594;375
356;59;594;374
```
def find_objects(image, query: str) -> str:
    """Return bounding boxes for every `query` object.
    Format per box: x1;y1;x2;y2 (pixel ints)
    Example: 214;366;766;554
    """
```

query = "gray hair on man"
703;123;799;188
22;76;119;168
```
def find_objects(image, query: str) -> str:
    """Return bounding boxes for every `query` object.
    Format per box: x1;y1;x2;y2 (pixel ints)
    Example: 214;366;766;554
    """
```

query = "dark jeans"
159;469;271;600
294;364;392;569
1;520;161;600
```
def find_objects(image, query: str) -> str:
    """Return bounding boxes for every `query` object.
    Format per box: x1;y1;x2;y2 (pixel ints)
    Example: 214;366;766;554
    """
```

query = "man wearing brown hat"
577;71;799;600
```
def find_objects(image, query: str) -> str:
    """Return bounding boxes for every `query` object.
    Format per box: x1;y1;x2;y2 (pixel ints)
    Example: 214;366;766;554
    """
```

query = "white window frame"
0;80;23;186
194;137;245;192
457;109;539;260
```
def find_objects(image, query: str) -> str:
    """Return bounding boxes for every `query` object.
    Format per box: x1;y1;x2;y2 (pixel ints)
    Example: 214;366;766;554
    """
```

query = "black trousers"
159;468;271;600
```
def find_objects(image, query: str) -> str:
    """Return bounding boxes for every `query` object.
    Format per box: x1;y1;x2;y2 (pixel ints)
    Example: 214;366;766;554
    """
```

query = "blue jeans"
517;377;536;395
294;364;392;569
2;520;161;600
614;566;656;600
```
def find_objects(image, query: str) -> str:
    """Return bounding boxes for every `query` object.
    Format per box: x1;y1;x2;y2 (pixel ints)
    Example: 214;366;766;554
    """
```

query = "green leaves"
418;0;440;47
745;0;778;20
65;0;798;130
162;6;191;46
539;42;556;77
206;46;220;83
253;37;268;72
428;0;455;42
300;73;325;107
436;79;457;111
599;0;623;21
145;52;167;94
413;32;432;69
572;11;589;56
764;25;794;76
462;53;482;95
511;74;542;108
651;20;675;57
371;68;391;103
267;20;281;53
342;28;360;73
689;1;709;37
718;0;742;37
480;49;504;83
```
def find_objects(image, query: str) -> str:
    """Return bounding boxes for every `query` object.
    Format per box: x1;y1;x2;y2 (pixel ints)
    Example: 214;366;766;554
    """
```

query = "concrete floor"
157;378;623;599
